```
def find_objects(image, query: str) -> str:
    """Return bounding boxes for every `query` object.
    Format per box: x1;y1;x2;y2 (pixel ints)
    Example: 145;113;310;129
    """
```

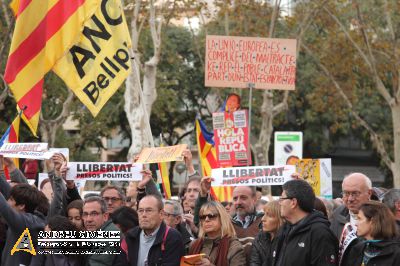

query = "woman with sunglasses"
250;200;284;266
341;201;400;266
188;201;246;266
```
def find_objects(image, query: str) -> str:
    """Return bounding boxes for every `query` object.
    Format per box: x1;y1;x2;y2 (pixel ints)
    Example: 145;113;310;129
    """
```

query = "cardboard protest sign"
136;144;187;164
212;165;295;186
66;162;142;181
213;110;251;166
295;158;332;199
205;35;297;90
0;143;52;160
274;132;303;165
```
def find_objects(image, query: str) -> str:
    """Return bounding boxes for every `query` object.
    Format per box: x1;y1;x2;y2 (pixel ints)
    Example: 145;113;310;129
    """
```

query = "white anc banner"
211;165;295;186
66;162;143;181
0;143;52;159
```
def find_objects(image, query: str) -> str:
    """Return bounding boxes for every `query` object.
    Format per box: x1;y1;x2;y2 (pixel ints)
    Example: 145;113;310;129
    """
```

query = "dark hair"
110;206;138;234
221;201;232;207
39;178;51;190
100;185;126;202
84;196;107;213
360;201;398;240
67;200;84;216
9;184;41;214
227;93;241;105
314;197;328;217
282;179;315;213
36;190;50;216
47;215;78;232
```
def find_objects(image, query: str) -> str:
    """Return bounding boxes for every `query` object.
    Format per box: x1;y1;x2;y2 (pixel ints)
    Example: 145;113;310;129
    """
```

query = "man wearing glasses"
82;196;119;266
114;195;184;266
275;179;338;266
330;173;372;240
163;200;193;252
100;185;126;215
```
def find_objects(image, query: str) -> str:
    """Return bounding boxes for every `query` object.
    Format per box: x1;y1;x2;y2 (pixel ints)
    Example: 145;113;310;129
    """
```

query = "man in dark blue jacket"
275;179;338;266
113;195;184;266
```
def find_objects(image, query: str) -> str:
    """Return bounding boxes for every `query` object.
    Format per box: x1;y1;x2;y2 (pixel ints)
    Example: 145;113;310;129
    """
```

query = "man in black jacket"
113;195;184;266
275;179;338;266
330;173;372;240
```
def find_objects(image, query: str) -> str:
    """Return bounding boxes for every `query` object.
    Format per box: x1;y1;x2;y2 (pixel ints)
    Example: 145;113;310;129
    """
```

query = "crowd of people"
0;149;399;266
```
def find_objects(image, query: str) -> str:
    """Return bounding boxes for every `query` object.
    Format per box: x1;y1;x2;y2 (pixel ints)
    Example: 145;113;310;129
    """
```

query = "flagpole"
247;83;254;167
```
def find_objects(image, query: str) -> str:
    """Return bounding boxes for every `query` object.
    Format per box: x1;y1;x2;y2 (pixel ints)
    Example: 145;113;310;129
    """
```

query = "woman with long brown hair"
341;201;400;266
188;201;246;266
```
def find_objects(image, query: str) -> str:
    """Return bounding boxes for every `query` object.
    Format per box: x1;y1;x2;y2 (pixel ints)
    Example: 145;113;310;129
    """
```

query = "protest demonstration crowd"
1;0;400;265
0;148;399;266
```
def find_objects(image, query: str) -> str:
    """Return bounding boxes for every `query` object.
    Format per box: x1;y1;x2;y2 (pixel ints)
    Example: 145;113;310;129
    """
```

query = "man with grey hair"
100;185;126;215
382;188;400;228
163;200;192;250
330;173;372;239
82;196;119;266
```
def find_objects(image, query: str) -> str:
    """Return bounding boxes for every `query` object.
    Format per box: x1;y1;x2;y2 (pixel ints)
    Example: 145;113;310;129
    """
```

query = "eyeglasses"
82;211;102;218
137;208;158;215
199;213;219;221
341;191;362;198
102;197;122;203
163;211;180;217
279;197;294;201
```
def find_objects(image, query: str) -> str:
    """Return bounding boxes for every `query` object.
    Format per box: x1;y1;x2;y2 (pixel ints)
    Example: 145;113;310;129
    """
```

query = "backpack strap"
161;225;170;252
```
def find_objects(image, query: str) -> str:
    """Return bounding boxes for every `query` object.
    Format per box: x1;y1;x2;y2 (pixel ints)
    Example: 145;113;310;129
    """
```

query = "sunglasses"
199;213;219;221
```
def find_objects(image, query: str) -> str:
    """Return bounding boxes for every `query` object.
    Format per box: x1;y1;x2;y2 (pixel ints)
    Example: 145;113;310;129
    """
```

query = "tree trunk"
392;103;400;187
256;91;274;165
124;59;153;159
124;0;161;160
39;122;58;147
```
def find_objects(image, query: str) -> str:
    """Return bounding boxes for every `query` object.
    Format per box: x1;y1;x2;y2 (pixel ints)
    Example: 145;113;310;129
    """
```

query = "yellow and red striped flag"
159;161;171;199
195;119;233;202
0;115;21;179
5;0;101;135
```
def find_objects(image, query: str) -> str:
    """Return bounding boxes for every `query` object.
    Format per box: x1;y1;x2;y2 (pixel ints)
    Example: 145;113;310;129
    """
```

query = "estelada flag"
195;119;233;202
0;115;21;179
4;0;101;135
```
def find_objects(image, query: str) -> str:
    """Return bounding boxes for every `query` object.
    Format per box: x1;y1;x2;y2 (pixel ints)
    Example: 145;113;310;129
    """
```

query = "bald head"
342;173;372;213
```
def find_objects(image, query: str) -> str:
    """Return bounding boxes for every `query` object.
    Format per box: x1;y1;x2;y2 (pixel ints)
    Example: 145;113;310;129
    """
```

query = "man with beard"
194;177;262;263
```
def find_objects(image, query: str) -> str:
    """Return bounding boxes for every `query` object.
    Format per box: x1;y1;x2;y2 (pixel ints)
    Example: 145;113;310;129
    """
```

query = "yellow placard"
136;144;188;164
295;159;321;195
53;0;132;117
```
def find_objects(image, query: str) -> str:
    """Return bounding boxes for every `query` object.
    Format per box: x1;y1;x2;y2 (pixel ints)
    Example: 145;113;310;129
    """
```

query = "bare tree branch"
302;43;393;170
268;0;281;38
354;1;393;106
324;5;393;105
1;0;11;27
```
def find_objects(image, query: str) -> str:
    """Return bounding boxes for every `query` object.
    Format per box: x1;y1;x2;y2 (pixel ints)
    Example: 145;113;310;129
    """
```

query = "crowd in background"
0;149;399;266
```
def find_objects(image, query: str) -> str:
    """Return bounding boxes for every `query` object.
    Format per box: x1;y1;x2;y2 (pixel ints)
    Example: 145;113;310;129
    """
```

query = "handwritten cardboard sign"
213;110;251;166
136;144;187;164
66;162;143;181
211;165;295;186
205;35;297;90
0;143;51;160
